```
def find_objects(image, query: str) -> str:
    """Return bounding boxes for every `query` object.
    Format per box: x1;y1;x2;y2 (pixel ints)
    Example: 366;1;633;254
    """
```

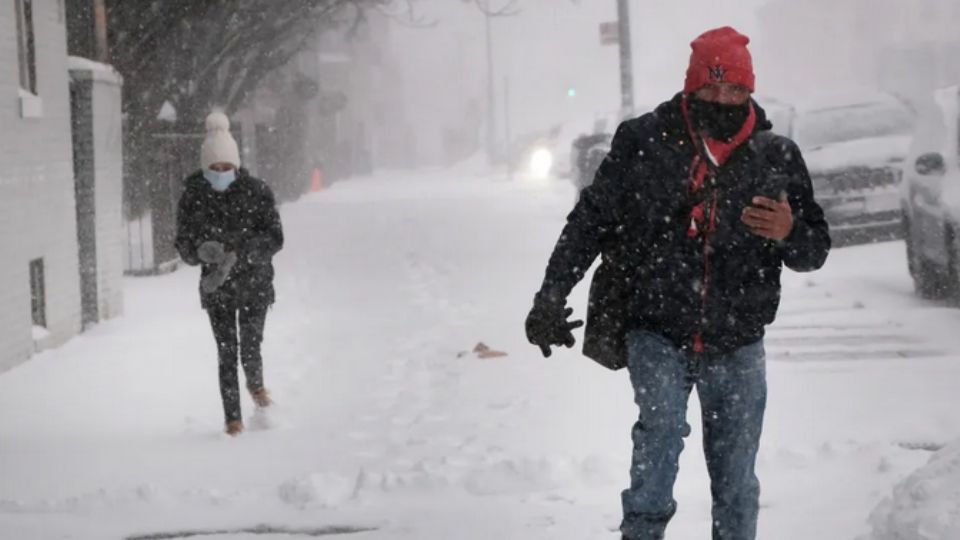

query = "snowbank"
278;473;358;509
804;135;911;174
861;441;960;540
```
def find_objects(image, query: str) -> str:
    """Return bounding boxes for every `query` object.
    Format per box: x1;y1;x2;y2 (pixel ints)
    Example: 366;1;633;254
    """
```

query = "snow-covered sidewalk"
2;170;960;540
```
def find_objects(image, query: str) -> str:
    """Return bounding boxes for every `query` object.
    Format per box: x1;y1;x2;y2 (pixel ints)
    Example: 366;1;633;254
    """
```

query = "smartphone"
757;173;792;202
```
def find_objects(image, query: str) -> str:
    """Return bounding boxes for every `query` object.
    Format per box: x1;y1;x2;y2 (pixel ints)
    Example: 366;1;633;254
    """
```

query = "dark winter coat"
535;93;831;369
175;169;284;310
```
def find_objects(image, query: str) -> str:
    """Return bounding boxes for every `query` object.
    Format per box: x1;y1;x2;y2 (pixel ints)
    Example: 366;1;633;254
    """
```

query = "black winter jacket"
535;94;830;367
175;169;284;310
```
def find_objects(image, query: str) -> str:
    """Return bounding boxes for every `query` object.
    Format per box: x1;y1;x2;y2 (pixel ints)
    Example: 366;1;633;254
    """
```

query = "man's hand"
525;304;584;358
742;196;794;241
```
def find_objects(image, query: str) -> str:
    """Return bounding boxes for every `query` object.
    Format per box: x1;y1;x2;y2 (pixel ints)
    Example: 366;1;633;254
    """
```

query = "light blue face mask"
203;168;237;192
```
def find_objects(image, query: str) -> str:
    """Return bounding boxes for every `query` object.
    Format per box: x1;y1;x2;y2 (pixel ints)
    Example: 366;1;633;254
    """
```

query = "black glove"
197;241;226;265
525;302;584;358
200;251;237;294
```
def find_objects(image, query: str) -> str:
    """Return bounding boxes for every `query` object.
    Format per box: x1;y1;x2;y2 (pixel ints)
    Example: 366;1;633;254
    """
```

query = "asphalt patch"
897;441;946;452
127;524;377;539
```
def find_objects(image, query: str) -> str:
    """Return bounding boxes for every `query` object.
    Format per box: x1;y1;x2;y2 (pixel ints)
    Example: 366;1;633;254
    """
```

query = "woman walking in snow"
175;112;284;436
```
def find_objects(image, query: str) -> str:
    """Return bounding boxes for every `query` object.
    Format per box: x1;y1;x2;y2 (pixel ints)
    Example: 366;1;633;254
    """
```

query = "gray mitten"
201;251;237;294
197;241;226;265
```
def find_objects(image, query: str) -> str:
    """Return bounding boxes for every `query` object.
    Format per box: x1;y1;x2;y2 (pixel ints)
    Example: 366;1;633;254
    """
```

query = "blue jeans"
621;331;767;540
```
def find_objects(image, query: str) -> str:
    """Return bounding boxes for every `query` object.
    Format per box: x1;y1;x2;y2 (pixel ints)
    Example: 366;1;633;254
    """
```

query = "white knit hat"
200;112;241;170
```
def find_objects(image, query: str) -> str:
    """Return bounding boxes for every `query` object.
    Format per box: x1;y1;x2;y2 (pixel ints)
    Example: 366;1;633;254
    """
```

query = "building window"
15;0;38;94
29;258;46;328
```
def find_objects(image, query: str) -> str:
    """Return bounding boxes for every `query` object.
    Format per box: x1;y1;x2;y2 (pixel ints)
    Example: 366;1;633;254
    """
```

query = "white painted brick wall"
91;71;124;319
0;0;81;372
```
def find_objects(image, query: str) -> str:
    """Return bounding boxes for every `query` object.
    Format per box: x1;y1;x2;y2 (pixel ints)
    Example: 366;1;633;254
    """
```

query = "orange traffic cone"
310;168;324;192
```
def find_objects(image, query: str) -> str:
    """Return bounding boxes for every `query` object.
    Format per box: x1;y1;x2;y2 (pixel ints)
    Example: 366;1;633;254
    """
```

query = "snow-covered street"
2;170;960;540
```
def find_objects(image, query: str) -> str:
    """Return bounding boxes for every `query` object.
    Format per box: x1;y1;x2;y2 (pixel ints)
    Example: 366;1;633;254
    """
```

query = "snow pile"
31;325;50;341
862;441;960;540
803;135;911;174
277;472;358;509
67;56;124;83
355;467;451;494
349;455;619;497
462;455;617;496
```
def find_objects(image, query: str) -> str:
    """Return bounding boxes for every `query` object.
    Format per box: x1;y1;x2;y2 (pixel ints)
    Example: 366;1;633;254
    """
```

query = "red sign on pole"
600;22;619;46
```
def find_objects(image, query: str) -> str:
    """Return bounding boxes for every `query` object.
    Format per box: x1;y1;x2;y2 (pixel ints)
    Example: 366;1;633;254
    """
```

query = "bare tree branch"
470;0;521;16
377;0;436;27
107;0;387;130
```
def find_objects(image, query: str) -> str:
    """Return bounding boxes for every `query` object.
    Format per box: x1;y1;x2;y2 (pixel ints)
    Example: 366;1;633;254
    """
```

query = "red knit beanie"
684;27;755;94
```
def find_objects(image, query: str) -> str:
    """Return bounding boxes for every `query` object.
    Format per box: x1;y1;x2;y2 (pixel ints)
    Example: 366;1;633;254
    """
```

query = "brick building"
0;0;80;370
0;0;124;372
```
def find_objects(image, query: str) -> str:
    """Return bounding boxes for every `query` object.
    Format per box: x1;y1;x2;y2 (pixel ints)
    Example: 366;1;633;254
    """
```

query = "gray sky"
389;0;772;162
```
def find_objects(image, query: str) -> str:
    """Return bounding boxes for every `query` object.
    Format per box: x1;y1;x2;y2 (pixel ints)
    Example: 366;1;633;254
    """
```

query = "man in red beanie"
526;27;830;539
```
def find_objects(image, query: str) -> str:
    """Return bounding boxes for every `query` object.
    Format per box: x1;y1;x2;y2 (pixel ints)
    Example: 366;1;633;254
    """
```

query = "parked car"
770;93;916;244
900;86;960;299
567;109;658;195
570;132;613;193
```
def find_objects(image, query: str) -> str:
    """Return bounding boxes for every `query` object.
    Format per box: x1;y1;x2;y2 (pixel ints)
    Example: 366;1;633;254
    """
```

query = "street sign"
600;21;619;46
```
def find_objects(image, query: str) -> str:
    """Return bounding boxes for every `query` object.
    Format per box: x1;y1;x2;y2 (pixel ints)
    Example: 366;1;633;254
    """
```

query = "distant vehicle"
770;93;916;244
900;86;960;299
571;132;613;193
509;126;564;181
567;109;651;194
510;111;628;183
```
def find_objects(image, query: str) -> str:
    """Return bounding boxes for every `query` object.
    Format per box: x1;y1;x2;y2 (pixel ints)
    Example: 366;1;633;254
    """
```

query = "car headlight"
529;148;554;180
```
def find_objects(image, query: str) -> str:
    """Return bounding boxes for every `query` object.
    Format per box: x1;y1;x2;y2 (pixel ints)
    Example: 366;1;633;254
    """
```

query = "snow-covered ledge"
860;440;960;540
18;88;43;119
67;56;124;86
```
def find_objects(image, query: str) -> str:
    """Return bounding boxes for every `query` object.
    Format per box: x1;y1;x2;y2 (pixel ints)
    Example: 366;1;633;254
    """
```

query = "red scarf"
679;97;757;238
679;96;756;353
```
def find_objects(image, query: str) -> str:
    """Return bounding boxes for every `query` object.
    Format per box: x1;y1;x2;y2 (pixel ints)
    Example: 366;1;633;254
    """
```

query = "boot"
225;420;244;436
250;387;273;408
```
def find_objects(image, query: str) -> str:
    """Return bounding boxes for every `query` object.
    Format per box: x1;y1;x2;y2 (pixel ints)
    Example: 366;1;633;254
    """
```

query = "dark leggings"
207;305;268;423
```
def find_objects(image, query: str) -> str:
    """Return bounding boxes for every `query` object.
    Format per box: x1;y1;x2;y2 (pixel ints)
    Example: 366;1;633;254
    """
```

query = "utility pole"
65;0;109;62
504;76;512;180
93;0;109;62
484;13;496;165
617;0;635;117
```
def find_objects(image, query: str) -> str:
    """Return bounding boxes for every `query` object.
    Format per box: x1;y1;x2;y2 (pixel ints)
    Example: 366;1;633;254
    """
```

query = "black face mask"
687;97;751;141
